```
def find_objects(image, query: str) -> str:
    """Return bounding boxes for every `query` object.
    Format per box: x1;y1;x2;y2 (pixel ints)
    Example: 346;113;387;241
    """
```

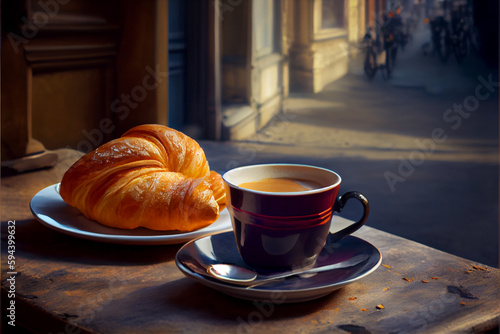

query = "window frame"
313;0;347;41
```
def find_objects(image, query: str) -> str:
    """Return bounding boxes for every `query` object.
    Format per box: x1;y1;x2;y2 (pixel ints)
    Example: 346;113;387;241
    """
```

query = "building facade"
1;0;374;162
217;0;369;140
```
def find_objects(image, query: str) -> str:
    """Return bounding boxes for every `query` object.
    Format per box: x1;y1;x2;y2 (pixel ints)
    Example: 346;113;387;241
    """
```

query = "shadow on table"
87;277;341;332
1;219;182;266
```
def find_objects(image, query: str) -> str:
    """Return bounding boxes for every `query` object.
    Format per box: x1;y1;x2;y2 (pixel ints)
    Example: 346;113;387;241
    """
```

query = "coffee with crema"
223;164;369;270
238;178;322;192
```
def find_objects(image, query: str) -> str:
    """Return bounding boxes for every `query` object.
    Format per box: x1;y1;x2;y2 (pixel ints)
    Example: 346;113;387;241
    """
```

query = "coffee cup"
222;164;369;271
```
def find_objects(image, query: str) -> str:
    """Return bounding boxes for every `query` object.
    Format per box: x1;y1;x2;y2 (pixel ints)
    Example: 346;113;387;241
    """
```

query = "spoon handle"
255;254;369;282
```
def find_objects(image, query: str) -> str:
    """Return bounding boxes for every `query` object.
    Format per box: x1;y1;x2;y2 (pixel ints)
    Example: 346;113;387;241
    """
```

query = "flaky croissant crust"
60;124;226;231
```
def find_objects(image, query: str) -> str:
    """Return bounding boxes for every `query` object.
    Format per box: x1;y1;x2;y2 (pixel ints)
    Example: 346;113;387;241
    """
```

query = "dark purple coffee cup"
223;164;369;271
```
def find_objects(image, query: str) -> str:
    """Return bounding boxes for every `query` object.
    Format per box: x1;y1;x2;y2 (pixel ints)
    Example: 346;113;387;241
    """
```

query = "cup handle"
328;191;370;243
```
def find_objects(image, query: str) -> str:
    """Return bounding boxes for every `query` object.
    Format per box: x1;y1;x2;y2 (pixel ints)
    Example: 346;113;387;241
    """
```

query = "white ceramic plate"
30;184;232;245
175;231;382;303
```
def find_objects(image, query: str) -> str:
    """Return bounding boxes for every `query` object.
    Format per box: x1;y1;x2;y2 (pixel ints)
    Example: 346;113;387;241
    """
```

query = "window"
321;0;344;29
313;0;347;40
253;0;274;57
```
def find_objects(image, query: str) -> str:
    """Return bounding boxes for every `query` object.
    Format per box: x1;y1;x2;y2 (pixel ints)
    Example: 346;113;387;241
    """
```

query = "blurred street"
202;21;499;267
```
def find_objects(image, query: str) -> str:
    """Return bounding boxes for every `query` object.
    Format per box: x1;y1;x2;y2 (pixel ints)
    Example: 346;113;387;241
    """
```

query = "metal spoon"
207;254;368;287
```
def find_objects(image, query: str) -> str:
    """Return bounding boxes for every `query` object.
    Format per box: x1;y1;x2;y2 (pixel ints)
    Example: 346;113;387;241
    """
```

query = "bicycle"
363;28;391;80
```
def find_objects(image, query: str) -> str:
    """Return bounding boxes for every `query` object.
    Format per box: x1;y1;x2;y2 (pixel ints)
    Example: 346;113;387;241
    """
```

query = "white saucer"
175;231;382;303
30;184;232;245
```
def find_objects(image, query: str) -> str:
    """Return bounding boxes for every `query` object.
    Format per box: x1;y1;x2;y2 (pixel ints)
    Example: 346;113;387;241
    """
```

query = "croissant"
60;124;226;232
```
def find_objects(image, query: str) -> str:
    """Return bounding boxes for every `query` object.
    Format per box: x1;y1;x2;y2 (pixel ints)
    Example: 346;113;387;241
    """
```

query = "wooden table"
1;149;499;333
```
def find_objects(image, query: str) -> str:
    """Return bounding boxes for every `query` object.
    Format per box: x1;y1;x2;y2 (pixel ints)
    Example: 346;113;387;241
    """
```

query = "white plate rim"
30;183;232;245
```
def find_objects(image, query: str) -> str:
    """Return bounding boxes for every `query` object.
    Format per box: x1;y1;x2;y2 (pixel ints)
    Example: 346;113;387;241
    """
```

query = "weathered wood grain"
1;149;499;333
